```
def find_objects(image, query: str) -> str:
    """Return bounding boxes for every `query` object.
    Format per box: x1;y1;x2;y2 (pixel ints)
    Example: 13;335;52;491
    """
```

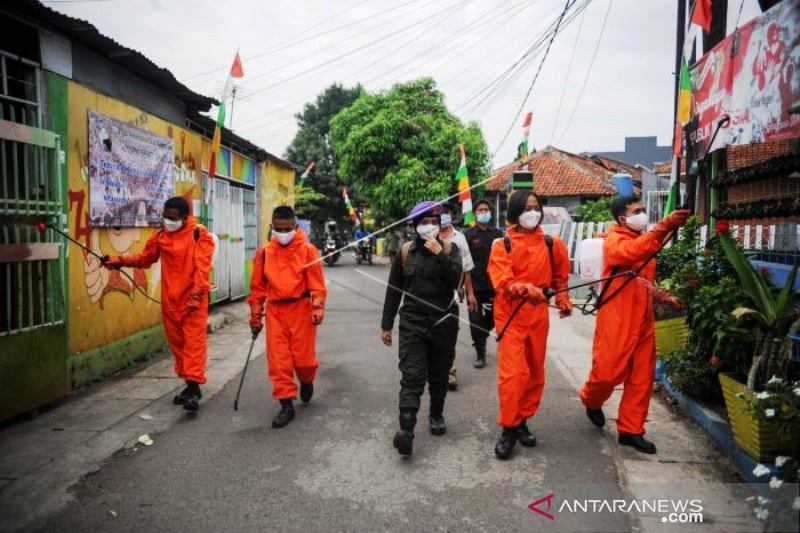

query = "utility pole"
671;0;687;217
702;0;728;225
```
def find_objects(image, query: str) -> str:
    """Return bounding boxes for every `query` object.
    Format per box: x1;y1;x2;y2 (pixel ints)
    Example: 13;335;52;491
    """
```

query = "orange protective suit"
488;227;569;429
579;223;673;435
247;229;327;400
115;216;215;384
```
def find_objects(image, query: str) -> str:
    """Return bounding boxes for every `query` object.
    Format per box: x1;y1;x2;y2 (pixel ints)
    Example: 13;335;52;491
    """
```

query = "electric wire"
555;0;613;146
235;0;479;132
491;0;575;158
549;7;585;144
237;0;535;136
236;0;472;104
183;0;419;82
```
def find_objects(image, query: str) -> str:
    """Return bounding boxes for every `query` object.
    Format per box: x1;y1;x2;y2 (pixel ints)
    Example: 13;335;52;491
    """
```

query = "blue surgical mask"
440;213;452;227
476;212;491;224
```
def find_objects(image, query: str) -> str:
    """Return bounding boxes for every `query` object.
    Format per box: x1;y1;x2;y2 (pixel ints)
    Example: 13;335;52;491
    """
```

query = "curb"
656;368;780;486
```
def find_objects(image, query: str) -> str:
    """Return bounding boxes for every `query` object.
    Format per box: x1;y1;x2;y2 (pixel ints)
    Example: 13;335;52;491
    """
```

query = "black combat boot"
618;433;657;454
272;399;295;428
173;380;203;405
586;407;606;428
182;381;201;412
393;410;416;456
300;382;314;404
473;344;487;369
429;397;446;436
494;427;518;460
516;420;537;447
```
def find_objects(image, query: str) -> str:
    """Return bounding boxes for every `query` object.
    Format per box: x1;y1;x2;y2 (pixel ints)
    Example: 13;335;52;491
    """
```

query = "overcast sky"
43;0;762;166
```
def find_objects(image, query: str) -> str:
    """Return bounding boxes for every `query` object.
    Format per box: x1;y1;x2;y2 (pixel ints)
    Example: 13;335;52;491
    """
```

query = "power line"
236;0;473;104
236;0;433;90
453;3;574;114
455;0;589;119
183;0;419;82
235;0;475;131
365;0;536;88
549;8;585;144
555;0;613;146
491;0;578;159
238;0;532;134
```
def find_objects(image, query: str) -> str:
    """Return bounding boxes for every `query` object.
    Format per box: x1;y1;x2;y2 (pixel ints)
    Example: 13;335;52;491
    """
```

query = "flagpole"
229;85;237;131
670;0;687;216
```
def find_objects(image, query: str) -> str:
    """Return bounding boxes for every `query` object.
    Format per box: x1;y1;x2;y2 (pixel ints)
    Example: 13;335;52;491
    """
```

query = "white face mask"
624;212;648;232
274;229;296;246
416;224;439;240
476;212;491;224
440;213;452;228
518;210;542;229
164;218;183;233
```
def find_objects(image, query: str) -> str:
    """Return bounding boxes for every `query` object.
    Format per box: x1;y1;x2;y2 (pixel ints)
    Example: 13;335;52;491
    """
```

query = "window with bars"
0;36;65;334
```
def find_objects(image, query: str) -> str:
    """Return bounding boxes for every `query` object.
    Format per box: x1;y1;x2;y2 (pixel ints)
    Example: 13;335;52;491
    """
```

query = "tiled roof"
487;146;618;197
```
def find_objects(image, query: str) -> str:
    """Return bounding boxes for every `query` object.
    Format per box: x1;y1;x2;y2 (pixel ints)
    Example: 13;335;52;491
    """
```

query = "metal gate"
0;103;68;420
205;176;249;302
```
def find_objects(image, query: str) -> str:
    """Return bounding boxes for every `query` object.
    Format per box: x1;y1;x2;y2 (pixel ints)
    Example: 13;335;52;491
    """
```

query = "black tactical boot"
586;407;606;428
173;380;203;405
182;381;201;412
393;410;416;456
272;399;295;428
516;421;537;447
473;344;487;369
429;397;446;435
300;382;314;404
618;433;657;454
494;427;518;460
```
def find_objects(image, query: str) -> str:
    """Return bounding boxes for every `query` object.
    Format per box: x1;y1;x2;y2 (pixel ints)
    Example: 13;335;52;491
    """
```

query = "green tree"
574;196;614;223
329;78;490;222
285;83;364;228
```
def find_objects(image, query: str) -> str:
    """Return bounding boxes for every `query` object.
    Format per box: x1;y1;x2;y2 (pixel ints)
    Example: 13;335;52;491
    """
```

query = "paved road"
41;255;630;532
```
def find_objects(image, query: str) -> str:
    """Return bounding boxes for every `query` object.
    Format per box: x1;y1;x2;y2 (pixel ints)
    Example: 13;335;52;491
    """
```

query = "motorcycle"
354;239;373;265
323;237;340;266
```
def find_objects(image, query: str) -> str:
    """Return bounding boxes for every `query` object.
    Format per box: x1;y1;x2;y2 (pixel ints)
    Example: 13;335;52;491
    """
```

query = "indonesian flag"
455;145;474;226
691;0;712;33
517;111;533;164
299;161;315;187
343;187;358;223
205;51;244;203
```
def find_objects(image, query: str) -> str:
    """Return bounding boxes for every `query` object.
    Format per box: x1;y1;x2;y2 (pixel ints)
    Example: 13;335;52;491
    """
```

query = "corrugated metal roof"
8;0;217;114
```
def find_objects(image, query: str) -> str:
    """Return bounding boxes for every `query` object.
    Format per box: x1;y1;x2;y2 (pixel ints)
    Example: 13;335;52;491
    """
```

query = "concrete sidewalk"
0;301;262;532
546;308;760;532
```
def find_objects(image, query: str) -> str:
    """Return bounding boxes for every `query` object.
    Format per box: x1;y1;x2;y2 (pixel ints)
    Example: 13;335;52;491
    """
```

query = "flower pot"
655;316;689;358
718;373;793;462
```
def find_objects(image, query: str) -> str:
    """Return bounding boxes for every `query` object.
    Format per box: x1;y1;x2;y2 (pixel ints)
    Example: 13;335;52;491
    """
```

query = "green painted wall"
69;325;166;389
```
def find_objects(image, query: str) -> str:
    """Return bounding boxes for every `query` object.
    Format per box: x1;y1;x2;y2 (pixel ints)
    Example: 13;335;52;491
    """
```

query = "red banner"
686;0;800;158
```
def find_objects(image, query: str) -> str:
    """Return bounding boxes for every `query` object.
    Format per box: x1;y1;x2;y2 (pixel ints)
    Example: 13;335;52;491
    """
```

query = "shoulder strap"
503;234;512;253
194;227;200;242
544;234;554;267
400;241;413;267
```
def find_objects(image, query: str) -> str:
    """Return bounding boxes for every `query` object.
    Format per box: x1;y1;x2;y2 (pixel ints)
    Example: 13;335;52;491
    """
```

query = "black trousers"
397;322;458;414
469;291;495;349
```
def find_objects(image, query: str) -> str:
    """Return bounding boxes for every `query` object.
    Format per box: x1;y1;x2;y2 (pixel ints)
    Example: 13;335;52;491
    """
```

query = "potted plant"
718;233;799;461
654;217;701;357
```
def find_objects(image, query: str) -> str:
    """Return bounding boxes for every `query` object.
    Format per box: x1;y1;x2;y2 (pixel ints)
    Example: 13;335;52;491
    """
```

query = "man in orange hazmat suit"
248;206;327;428
104;196;215;412
579;196;689;454
487;190;571;460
